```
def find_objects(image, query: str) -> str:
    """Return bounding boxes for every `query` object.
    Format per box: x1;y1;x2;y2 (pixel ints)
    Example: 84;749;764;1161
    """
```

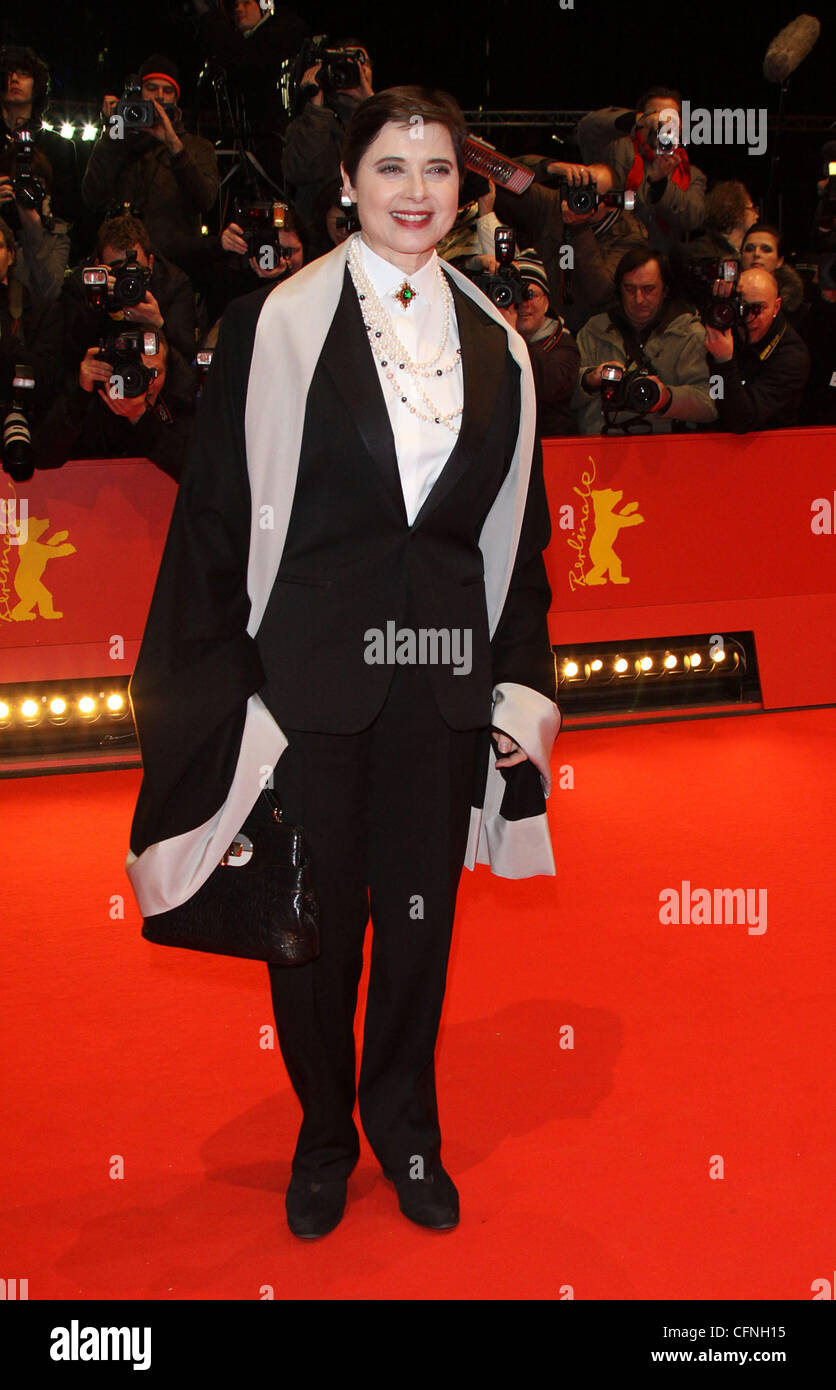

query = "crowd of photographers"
1;11;835;487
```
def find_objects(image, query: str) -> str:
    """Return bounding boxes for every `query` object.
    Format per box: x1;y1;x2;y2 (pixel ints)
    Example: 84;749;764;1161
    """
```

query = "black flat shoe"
393;1166;459;1230
285;1175;347;1239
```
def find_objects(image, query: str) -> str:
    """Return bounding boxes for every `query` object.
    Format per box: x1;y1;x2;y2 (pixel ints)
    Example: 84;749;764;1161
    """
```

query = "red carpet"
2;708;834;1300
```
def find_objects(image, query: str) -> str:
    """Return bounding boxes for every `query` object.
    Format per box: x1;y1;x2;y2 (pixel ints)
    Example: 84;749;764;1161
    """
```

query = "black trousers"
266;658;481;1184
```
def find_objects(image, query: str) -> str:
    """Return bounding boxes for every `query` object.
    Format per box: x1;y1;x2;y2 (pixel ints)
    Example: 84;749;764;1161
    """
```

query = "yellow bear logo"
9;516;75;621
585;488;644;586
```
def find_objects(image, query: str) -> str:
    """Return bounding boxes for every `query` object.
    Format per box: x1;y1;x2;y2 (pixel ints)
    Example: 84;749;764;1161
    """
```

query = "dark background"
2;0;833;253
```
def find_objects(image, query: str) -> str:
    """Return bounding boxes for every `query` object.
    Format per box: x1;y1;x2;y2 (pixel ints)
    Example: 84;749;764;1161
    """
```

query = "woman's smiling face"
341;120;460;273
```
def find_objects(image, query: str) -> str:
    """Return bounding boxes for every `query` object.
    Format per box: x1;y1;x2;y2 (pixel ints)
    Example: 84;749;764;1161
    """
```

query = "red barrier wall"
0;459;176;683
543;428;836;709
2;432;835;711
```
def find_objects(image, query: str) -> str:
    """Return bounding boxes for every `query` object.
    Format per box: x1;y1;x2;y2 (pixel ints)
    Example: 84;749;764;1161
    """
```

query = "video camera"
82;249;152;312
97;328;159;400
8;129;45;211
469;226;524;309
115;75;176;133
1;364;36;483
232;197;290;263
600;364;662;415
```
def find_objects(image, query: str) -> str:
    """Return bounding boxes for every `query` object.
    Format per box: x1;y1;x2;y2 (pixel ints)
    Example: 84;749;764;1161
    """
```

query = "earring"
340;190;353;210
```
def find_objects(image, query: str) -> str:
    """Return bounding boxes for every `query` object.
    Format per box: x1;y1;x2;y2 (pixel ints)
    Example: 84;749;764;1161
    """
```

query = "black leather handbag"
141;789;320;966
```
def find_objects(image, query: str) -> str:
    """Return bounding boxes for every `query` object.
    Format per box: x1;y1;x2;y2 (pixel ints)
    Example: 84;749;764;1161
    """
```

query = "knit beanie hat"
138;55;180;100
513;249;550;296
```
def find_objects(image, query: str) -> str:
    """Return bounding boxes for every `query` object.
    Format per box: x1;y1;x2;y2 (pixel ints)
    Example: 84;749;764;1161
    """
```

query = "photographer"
281;38;374;235
493;159;647;334
0;213;62;405
740;222;805;327
514;250;579;436
196;0;308;186
203;199;306;318
705;267;810;432
81;56;218;272
573;247;716;434
577;88;706;253
61;213;196;405
34;328;192;481
0;45;81;229
0;141;70;301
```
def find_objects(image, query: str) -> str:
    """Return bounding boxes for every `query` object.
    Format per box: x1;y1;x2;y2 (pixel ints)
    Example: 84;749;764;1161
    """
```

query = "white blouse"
355;235;464;526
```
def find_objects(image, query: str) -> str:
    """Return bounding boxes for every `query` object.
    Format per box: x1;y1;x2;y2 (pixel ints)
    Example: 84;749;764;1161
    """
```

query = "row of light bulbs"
0;691;129;726
40;118;99;141
559;648;733;682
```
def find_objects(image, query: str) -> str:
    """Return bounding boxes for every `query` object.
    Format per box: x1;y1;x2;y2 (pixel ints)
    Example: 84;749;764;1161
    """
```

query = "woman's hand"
492;729;529;768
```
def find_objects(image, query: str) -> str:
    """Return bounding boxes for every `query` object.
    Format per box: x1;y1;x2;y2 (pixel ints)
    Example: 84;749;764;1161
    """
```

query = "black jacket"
34;382;192;480
712;311;811;432
126;266;556;856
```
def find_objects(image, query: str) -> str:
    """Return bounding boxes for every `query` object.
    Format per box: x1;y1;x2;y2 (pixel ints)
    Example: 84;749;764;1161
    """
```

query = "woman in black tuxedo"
126;87;560;1240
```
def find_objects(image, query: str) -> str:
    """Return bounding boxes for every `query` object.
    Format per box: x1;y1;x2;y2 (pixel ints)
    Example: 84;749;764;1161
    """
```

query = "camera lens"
628;375;661;412
3;408;34;482
119;364;147;398
493;282;514;308
707;299;736;331
568;187;595;216
118;273;145;306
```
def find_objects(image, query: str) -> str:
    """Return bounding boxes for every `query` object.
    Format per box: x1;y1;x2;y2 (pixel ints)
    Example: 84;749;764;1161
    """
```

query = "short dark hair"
741;221;783;258
96;213;152;259
615;246;671;295
341;85;467;185
636;86;681;113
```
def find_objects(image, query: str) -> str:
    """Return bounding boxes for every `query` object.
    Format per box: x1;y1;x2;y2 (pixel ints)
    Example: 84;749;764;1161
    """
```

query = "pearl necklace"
347;236;463;431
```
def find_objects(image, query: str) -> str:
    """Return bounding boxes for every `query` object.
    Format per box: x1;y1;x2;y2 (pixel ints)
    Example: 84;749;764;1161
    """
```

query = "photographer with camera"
740;222;805;326
705;266;810;432
573;246;716;435
61;213;197;406
195;1;308;186
0;213;62;410
577;88;706;254
82;56;218;273
281;38;374;235
0;45;81;231
201;198;307;320
34;326;192;480
0;138;70;301
513;250;579;436
492;158;647;334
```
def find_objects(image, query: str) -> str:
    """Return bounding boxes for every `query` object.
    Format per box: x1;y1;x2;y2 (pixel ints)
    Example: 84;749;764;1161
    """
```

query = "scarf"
126;233;560;916
625;131;691;237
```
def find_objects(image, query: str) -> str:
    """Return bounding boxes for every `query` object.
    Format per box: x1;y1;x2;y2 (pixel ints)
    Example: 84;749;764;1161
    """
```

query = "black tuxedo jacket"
128;263;555;857
255;264;555;732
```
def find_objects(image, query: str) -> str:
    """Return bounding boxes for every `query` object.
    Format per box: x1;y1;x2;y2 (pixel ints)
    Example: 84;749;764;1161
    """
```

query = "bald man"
705;266;810;431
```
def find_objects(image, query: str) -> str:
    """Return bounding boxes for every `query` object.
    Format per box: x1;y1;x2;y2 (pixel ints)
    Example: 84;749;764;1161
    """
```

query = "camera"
232;197;290;262
9;129;46;211
82;249;152;312
600;364;662;414
97;328;159;399
469;225;524;309
1;365;36;483
670;251;742;328
115;75;175;133
555;177;636;216
195;349;213;395
309;39;364;96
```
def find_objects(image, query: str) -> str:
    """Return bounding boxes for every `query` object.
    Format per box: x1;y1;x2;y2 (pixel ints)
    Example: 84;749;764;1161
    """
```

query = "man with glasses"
705;266;810;431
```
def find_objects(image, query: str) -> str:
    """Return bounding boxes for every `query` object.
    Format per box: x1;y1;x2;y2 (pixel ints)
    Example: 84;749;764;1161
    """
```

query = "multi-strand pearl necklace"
347;235;463;432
